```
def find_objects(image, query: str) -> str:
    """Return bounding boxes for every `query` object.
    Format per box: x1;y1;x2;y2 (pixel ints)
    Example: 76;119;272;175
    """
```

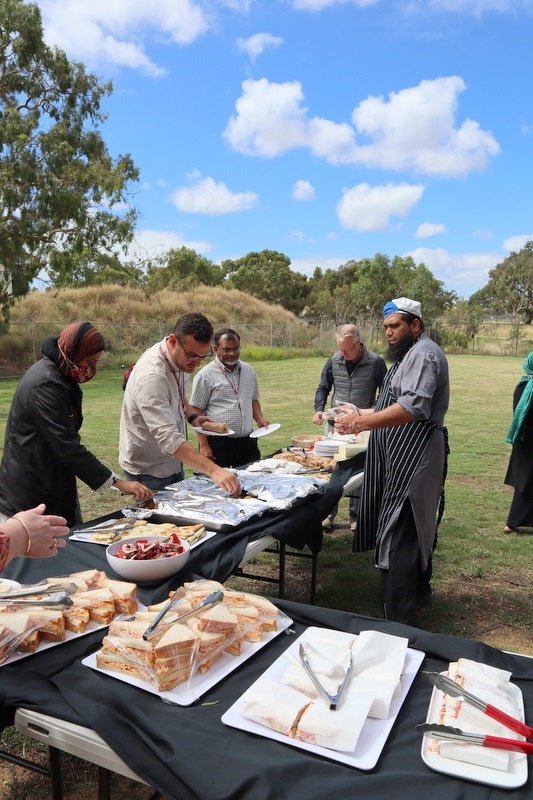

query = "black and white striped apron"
355;349;444;567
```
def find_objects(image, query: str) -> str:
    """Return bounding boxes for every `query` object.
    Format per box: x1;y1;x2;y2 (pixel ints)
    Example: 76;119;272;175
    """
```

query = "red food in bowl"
115;538;185;561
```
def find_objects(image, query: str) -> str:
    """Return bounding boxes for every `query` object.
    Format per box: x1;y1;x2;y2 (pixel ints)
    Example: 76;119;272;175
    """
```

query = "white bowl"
106;535;190;583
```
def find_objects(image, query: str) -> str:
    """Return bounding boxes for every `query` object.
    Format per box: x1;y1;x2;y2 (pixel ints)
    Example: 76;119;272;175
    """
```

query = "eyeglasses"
177;337;212;362
219;346;241;355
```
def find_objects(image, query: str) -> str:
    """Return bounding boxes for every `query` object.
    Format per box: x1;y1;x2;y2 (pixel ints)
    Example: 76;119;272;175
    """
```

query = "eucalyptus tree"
0;0;139;314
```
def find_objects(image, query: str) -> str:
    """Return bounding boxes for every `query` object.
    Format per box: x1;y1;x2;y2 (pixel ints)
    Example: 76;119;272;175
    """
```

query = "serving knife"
416;723;533;755
142;589;223;640
425;672;533;739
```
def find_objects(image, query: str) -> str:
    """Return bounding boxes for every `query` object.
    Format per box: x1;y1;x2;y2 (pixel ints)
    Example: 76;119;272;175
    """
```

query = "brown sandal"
504;526;514;534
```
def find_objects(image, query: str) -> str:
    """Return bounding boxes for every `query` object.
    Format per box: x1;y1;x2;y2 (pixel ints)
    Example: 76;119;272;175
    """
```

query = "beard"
386;331;415;362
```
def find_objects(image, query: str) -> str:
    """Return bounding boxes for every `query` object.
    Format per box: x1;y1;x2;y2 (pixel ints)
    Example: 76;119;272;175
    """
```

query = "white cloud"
472;228;493;239
351;77;499;176
326;231;338;240
292;180;316;201
36;0;209;75
406;246;502;294
170;176;258;214
129;229;215;262
292;0;379;11
415;222;447;237
224;79;310;157
336;182;425;231
224;77;499;177
236;33;283;62
503;234;533;253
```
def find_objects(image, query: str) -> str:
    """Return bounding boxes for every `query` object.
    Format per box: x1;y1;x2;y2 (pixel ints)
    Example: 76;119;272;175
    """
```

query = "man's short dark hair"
214;327;240;346
173;313;213;343
403;313;425;332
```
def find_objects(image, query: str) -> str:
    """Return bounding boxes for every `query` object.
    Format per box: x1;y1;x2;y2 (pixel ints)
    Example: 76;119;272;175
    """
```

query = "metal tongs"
0;582;78;600
425;672;533;738
143;589;224;641
298;643;352;710
416;671;533;754
416;723;533;755
0;590;73;608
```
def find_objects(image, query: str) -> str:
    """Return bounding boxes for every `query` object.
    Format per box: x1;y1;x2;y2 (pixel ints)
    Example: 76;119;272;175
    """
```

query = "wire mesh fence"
0;319;532;378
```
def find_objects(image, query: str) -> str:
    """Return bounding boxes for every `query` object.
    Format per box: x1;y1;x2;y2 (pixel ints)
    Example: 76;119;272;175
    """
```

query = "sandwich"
197;604;238;633
25;608;66;642
71;587;115;625
63;605;91;634
201;421;229;434
241;679;311;737
69;569;106;589
102;577;138;615
153;624;200;690
96;650;155;683
0;611;32;661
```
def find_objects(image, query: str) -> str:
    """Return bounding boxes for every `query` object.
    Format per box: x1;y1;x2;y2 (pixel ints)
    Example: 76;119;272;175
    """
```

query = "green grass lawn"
0;353;530;651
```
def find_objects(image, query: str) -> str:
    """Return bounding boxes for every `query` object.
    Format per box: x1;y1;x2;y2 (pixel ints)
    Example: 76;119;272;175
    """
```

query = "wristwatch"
187;413;199;425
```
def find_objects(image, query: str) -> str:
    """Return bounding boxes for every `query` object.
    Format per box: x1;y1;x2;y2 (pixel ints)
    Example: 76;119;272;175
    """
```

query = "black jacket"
0;349;111;526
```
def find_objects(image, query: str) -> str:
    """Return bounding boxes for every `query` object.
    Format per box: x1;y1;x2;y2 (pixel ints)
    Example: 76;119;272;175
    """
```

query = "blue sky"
35;0;533;298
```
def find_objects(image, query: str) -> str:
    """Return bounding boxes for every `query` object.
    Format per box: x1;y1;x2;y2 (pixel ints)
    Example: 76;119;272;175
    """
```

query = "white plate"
0;579;22;595
192;427;235;437
83;611;293;706
70;527;217;547
421;675;528;788
221;626;424;770
249;423;281;439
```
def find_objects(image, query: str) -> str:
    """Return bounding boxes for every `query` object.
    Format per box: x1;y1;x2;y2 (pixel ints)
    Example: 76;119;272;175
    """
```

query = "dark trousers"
380;500;430;627
208;436;260;468
507;489;533;528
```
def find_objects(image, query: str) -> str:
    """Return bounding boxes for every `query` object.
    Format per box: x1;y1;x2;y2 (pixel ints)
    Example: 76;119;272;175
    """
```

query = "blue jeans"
123;470;184;492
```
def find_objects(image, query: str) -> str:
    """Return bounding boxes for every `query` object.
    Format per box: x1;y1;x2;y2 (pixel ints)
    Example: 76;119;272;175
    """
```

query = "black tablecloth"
1;598;533;800
3;453;364;605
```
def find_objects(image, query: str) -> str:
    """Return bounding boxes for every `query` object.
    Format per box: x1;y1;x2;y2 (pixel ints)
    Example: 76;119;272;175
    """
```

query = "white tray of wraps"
82;611;293;706
222;626;424;770
421;665;528;789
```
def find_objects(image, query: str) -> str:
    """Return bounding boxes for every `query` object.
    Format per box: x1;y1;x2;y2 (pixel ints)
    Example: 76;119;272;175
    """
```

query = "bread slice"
102;577;138;615
69;569;106;588
25;608;66;642
63;605;90;634
72;587;115;625
0;612;32;661
197;604;238;633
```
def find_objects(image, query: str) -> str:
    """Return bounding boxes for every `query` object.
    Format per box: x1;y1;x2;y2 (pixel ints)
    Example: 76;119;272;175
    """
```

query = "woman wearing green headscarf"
504;351;533;533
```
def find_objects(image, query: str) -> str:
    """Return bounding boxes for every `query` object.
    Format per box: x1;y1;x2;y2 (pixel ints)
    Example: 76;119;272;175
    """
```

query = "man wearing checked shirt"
189;328;269;468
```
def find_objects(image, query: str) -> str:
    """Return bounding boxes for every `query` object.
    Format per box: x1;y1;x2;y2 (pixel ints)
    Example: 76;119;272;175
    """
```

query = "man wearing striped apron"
335;298;449;627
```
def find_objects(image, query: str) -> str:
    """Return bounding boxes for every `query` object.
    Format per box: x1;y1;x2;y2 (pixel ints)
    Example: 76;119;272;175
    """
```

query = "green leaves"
0;0;139;316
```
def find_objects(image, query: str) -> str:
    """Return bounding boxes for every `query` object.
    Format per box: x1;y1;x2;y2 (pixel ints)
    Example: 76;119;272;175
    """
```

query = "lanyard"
159;344;187;417
216;358;241;400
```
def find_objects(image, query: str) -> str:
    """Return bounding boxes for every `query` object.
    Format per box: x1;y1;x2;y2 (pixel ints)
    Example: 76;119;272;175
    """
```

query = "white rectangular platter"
82;611;293;706
421;678;528;789
221;626;425;770
70;528;217;548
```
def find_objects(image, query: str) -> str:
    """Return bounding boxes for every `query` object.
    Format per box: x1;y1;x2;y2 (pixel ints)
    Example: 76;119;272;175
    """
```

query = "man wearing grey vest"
313;324;386;531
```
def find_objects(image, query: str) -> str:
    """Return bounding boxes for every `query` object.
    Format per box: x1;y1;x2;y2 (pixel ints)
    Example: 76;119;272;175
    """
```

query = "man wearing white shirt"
189;328;269;468
119;313;240;494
